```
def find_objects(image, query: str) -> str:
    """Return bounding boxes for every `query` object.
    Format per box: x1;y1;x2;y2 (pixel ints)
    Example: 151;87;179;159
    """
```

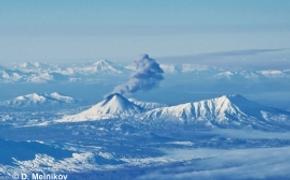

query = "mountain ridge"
142;94;290;130
54;93;290;131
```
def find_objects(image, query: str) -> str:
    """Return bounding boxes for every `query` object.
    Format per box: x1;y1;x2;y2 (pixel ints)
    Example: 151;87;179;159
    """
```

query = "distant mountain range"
1;59;290;83
56;93;290;131
0;60;125;83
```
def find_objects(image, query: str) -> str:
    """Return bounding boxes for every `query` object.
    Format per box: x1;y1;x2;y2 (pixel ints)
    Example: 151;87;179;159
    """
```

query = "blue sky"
0;0;290;63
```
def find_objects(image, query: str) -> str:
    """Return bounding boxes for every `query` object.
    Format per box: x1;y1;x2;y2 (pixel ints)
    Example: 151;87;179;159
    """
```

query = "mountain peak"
93;59;111;65
59;93;142;122
104;93;125;101
14;93;46;104
142;94;288;130
211;94;250;108
101;93;136;111
87;59;122;74
141;54;150;59
56;93;290;130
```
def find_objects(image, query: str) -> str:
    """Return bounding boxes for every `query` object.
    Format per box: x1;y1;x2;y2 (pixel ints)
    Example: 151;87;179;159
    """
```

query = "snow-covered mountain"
74;59;123;74
149;63;211;74
59;59;124;75
258;69;287;78
14;60;124;75
1;92;75;110
215;69;290;80
58;93;143;122
56;93;290;131
13;62;58;73
159;63;290;80
142;95;290;130
0;59;125;83
1;60;290;84
0;69;22;82
159;64;178;73
1;65;57;83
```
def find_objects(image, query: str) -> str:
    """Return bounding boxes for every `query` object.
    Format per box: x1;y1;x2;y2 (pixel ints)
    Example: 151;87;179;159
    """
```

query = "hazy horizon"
1;0;290;63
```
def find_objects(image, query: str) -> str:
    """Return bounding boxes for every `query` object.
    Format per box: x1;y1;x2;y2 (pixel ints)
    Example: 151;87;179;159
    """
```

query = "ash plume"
113;54;164;95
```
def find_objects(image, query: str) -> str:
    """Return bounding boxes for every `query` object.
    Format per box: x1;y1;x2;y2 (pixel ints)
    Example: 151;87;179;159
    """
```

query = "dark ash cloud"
113;54;164;95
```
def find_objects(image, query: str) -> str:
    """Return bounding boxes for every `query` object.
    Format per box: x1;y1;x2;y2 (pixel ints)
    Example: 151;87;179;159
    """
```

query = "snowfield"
1;122;290;179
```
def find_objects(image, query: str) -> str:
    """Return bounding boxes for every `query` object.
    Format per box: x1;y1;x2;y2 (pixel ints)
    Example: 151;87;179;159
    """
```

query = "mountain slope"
58;93;143;122
142;95;290;130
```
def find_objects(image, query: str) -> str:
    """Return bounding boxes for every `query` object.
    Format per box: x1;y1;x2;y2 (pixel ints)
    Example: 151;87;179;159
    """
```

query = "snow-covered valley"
1;91;290;179
2;118;290;179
